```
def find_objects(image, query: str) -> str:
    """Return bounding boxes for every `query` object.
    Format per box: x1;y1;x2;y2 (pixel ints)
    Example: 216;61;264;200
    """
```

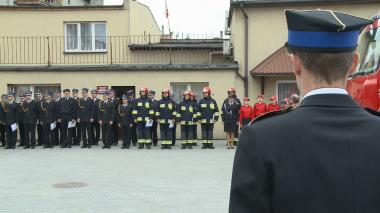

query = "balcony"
0;35;233;67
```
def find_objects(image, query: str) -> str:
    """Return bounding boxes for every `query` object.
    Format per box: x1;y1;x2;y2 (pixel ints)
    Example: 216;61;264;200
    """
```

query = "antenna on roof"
165;0;172;36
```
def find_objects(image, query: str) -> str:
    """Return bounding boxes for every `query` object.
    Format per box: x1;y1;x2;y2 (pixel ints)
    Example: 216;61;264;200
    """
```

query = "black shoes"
201;144;207;149
181;144;187;149
138;144;144;149
188;144;193;149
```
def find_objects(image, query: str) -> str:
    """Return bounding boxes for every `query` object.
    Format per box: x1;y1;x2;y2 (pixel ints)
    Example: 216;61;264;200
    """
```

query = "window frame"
170;82;209;103
275;80;298;101
64;22;107;53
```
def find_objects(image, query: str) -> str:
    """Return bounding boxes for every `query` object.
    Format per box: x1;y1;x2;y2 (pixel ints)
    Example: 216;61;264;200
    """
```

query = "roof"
129;39;226;51
228;0;379;27
250;47;294;76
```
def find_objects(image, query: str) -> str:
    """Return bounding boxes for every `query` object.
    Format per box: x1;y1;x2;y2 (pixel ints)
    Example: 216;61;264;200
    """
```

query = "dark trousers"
60;120;73;147
5;125;17;148
136;122;151;144
130;124;137;145
160;123;173;145
24;123;36;147
111;122;119;145
43;123;55;147
0;124;5;146
201;124;214;143
18;122;25;145
81;122;93;146
122;125;132;147
37;123;43;145
192;124;198;142
172;124;177;145
73;124;81;145
91;121;100;145
151;121;158;145
54;122;61;146
102;123;112;147
180;125;193;144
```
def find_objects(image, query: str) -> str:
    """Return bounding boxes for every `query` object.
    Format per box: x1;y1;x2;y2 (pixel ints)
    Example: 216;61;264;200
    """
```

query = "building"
0;0;239;139
227;0;380;102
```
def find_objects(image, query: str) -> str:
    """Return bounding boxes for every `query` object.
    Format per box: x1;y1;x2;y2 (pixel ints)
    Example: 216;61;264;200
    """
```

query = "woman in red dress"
253;95;267;118
267;96;282;112
239;97;254;128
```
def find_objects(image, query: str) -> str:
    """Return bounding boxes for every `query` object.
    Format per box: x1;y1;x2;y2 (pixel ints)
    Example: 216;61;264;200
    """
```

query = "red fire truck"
347;14;380;111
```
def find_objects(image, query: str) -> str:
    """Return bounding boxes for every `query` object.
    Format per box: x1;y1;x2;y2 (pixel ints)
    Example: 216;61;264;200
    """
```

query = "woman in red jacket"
239;98;254;128
253;95;267;118
267;96;282;112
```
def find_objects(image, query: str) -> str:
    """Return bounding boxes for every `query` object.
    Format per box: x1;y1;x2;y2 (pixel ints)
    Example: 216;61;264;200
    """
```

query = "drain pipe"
240;4;249;97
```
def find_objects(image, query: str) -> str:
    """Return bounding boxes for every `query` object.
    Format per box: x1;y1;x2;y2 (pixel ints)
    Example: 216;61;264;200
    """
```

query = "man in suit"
148;90;158;146
90;89;100;146
35;91;44;146
40;91;57;148
58;89;77;148
71;89;81;145
0;94;5;147
118;94;134;149
109;89;120;146
53;91;61;146
229;10;380;213
23;91;38;149
78;88;93;148
4;93;18;149
17;94;26;147
127;90;137;146
98;91;115;149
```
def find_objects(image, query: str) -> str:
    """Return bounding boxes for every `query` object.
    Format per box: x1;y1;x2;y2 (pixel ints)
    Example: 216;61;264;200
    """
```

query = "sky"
105;0;231;36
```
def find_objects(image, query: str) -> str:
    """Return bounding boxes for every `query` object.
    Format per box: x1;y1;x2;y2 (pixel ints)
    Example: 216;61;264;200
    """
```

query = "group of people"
0;86;297;150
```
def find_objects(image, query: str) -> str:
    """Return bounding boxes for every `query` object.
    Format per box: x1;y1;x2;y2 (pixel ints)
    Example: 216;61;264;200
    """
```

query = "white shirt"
302;88;348;100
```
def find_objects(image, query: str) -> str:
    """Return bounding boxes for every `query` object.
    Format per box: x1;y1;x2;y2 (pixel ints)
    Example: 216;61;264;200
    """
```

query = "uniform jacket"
4;101;19;125
77;97;93;122
36;98;43;122
253;102;267;118
239;105;254;124
0;101;4;123
40;100;57;124
117;104;133;126
198;97;219;124
21;100;38;124
156;97;176;124
229;94;380;213
18;102;25;124
91;98;100;122
267;103;282;112
221;98;240;124
132;96;154;123
58;97;77;121
151;99;159;121
110;97;120;122
98;100;115;123
177;99;197;125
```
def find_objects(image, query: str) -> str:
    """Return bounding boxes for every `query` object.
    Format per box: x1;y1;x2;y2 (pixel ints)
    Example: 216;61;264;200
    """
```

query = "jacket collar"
300;94;360;108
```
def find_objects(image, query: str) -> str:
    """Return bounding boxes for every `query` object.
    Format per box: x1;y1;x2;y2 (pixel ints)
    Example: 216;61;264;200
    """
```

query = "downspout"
239;4;249;97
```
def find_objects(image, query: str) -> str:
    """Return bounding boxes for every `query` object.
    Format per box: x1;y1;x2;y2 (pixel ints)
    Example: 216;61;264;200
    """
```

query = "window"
354;28;380;76
65;22;107;52
276;80;299;102
171;82;209;103
8;84;61;101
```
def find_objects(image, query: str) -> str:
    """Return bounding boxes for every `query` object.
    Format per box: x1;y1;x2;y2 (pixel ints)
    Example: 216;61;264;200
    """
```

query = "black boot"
209;143;215;149
24;145;30;149
188;144;193;149
138;143;144;149
146;143;151;149
81;144;87;148
181;144;187;149
201;143;207;149
161;144;166;149
167;144;172;149
87;145;91;148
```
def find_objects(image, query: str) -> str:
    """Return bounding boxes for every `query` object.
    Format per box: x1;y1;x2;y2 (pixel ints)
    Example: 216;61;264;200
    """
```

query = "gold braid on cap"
99;101;105;112
118;105;125;117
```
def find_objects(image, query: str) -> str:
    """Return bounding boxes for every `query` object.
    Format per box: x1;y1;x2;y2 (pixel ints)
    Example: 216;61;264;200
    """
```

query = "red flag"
165;0;169;18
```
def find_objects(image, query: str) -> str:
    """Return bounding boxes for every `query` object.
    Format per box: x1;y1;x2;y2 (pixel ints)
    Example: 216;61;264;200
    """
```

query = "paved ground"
0;141;235;213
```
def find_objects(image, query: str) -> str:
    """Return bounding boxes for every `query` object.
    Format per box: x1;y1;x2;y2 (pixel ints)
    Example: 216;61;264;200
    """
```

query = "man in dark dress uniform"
17;94;26;147
53;91;61;146
57;89;77;148
22;91;38;149
229;10;380;213
4;93;18;149
78;88;93;148
127;90;137;146
0;94;6;147
148;90;158;146
40;91;57;148
118;94;134;149
98;91;115;149
109;89;120;146
71;89;81;145
35;91;44;146
90;89;100;146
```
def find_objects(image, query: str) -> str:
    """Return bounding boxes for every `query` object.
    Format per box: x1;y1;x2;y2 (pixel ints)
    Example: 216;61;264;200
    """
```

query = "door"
111;86;136;100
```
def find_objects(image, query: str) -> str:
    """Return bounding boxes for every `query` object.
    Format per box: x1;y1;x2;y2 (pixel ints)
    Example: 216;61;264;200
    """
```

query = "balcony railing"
0;35;230;66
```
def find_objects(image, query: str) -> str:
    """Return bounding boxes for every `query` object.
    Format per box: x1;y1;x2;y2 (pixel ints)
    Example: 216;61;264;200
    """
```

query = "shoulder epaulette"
249;107;293;125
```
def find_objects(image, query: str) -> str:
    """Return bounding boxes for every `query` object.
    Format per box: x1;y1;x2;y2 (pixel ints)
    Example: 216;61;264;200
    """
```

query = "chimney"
220;31;223;39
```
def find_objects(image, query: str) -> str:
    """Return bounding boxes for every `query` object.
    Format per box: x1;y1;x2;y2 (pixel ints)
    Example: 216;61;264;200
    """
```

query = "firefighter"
253;94;267;118
90;89;100;146
4;93;18;149
118;94;134;149
17;94;26;147
127;90;137;146
0;94;6;147
22;91;38;149
221;88;240;149
132;87;154;149
98;91;115;149
109;89;120;146
78;88;93;148
57;89;77;148
190;92;199;146
267;96;282;112
239;97;254;128
148;90;159;146
40;91;57;149
177;90;197;149
35;91;44;146
198;87;219;149
71;89;81;145
156;89;177;149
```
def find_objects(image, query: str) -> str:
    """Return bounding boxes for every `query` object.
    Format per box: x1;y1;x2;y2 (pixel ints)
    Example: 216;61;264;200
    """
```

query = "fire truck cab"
347;14;380;111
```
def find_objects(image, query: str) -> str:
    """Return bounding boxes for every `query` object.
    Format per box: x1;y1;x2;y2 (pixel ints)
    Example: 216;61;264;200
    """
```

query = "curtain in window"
278;83;299;102
66;24;78;50
95;24;106;50
189;82;209;98
81;23;92;51
171;84;188;103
